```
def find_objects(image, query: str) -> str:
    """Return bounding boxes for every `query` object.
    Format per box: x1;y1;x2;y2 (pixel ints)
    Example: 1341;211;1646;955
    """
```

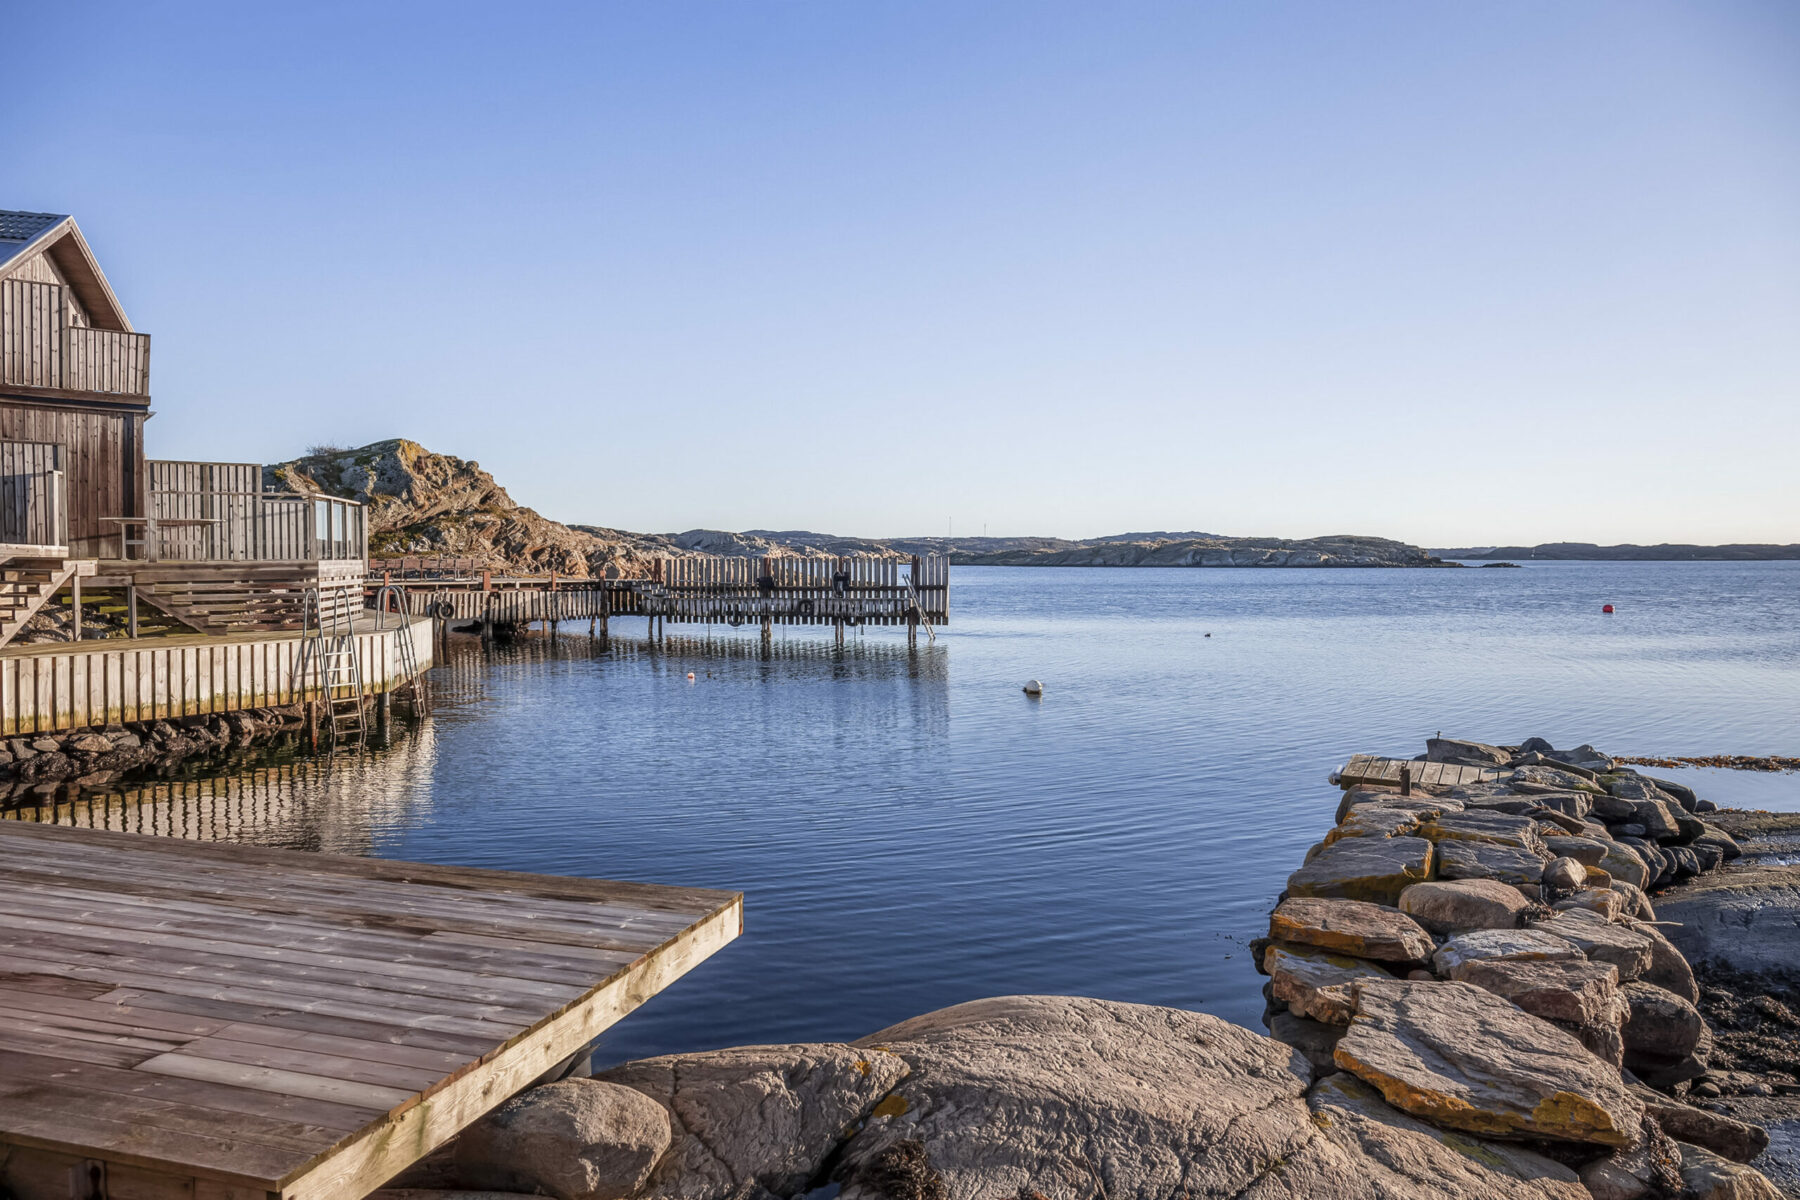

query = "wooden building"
1;210;368;645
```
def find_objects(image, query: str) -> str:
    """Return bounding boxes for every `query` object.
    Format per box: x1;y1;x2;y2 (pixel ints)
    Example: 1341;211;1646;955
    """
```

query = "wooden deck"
1333;753;1508;789
0;614;432;736
0;822;742;1200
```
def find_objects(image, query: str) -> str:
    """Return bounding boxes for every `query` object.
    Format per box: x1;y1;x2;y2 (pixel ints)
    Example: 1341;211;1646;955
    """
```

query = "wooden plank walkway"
1334;753;1508;789
0;823;742;1200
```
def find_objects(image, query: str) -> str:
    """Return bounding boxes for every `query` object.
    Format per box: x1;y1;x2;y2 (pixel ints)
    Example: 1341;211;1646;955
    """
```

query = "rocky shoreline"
364;733;1794;1200
0;705;352;804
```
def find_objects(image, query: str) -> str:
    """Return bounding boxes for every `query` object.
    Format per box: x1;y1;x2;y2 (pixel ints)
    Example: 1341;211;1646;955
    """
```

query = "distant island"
1432;542;1800;561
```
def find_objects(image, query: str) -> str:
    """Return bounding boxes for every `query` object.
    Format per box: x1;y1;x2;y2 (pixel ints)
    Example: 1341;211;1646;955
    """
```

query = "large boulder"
1324;805;1423;843
1426;737;1512;767
598;1043;909;1200
1432;928;1586;976
1398;878;1529;935
1543;835;1611;867
1676;1142;1786;1199
1658;865;1800;984
1264;944;1393;1025
1529;910;1655;981
1512;765;1604;796
1596;842;1651;890
1285;837;1434;906
1266;1072;1589;1199
1443;957;1621;1027
450;1079;673;1200
1435;840;1552;894
1267;897;1433;963
1627;1083;1770;1164
1419;811;1549;855
1623;918;1698;1003
1620;981;1708;1082
1332;979;1644;1145
839;996;1319;1200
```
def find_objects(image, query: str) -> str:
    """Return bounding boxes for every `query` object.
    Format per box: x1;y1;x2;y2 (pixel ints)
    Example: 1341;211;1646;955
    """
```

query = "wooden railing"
0;440;66;549
0;279;151;397
136;460;367;564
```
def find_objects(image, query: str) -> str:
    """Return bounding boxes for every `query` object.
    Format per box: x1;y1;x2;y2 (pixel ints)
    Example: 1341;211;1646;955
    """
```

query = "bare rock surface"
1398;878;1529;935
1285;836;1434;906
1267;897;1433;962
450;1079;672;1200
1332;979;1643;1145
840;995;1318;1200
1678;1141;1786;1199
598;1043;908;1200
1658;864;1800;984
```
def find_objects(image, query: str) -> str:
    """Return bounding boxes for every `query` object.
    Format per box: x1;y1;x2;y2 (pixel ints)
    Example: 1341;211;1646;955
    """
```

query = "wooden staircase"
125;565;361;636
0;557;95;648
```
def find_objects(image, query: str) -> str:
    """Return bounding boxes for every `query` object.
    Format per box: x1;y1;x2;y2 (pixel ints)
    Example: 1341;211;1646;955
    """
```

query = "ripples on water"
10;562;1799;1062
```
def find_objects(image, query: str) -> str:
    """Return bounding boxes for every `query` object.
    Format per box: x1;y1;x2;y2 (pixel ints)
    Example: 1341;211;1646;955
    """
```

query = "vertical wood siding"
0;440;65;546
0;401;138;558
0;617;434;735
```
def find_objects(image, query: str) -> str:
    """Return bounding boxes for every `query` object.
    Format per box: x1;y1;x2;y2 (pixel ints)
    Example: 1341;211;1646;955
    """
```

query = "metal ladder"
904;570;938;644
299;587;367;751
374;583;429;715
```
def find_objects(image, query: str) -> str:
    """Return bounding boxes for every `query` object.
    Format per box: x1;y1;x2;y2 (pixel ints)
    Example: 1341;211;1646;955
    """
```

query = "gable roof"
0;209;133;331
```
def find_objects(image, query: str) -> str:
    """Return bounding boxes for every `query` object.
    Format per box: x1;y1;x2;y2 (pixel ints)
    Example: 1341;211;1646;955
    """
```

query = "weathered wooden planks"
0;615;433;735
0;822;742;1200
1334;753;1507;789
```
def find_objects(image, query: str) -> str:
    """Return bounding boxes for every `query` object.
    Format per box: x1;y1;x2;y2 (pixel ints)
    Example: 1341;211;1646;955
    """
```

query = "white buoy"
1022;679;1043;695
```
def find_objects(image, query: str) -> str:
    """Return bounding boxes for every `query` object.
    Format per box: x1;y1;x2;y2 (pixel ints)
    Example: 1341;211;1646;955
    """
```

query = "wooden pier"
379;555;950;645
1332;753;1507;790
0;614;434;736
0;821;741;1200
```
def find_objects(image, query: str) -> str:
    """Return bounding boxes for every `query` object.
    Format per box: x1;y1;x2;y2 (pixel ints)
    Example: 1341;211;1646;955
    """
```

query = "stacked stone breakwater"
1253;734;1781;1197
375;734;1785;1200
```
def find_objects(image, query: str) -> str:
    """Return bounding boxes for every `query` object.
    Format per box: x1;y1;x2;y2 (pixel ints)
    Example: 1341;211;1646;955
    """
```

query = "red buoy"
1602;604;1614;614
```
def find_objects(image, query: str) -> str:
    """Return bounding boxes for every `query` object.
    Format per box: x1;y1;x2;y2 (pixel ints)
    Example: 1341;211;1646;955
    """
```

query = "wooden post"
305;700;318;751
1400;766;1413;797
378;690;392;730
70;572;81;642
126;582;138;639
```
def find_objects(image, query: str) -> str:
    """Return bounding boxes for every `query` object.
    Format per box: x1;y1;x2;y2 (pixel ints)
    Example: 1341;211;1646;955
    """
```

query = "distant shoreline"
1430;542;1800;562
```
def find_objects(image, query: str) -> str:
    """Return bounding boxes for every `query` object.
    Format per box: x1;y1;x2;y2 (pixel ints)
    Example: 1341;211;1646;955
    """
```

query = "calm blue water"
29;562;1800;1061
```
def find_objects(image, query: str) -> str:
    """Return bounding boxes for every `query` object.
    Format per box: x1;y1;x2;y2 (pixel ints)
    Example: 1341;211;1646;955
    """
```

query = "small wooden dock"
0;822;741;1200
379;554;950;646
1333;753;1508;789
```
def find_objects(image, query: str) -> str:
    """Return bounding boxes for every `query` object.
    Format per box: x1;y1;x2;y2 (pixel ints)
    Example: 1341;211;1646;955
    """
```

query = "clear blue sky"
8;2;1797;545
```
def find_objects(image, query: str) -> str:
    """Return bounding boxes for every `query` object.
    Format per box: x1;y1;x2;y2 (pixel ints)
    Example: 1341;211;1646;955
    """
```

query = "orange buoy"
1602;604;1614;614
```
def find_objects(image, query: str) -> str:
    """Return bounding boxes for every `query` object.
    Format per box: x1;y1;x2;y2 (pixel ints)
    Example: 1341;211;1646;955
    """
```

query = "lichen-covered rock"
1597;843;1651;890
1267;897;1433;963
1610;879;1655;920
599;1043;909;1200
1332;979;1643;1145
450;1079;672;1200
1553;889;1624;921
1443;957;1621;1027
1529;909;1655;981
1432;928;1586;976
1264;944;1393;1024
1324;805;1423;843
1512;765;1604;796
1398;878;1529;936
839;995;1318;1200
1286;836;1435;906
